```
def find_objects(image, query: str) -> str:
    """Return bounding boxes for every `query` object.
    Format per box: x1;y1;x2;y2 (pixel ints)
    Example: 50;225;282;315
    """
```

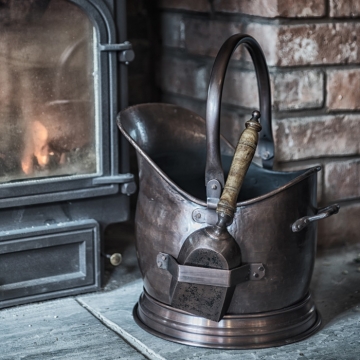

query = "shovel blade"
169;228;241;322
170;280;235;322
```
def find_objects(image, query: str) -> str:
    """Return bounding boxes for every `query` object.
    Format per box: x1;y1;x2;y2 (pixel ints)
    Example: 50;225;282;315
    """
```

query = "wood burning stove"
0;0;135;308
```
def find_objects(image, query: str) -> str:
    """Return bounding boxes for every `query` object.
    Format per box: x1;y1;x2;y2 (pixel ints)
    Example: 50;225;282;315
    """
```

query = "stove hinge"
99;41;135;64
92;173;136;196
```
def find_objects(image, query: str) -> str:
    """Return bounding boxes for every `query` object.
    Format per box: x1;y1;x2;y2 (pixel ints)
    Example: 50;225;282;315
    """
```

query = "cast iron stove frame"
0;0;135;308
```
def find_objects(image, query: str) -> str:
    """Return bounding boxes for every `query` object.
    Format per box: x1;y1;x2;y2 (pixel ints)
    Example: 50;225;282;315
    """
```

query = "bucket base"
133;290;321;349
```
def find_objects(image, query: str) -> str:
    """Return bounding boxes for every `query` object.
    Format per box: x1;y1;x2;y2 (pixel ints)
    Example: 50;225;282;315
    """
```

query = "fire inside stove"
0;0;98;183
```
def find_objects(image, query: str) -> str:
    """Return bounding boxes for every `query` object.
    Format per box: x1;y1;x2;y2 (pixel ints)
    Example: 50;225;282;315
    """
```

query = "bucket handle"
205;34;274;189
292;204;340;232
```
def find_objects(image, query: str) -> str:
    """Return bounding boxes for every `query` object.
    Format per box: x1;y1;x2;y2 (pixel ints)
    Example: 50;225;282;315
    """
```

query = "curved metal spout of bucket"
117;104;232;206
205;34;274;190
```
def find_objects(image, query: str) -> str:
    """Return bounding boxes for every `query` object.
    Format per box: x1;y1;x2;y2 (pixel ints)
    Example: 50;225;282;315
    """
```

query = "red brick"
161;56;324;112
215;0;325;18
273;70;324;110
277;0;325;17
324;160;360;201
213;68;323;110
214;0;278;17
222;70;258;109
276;162;323;203
161;64;259;110
160;56;209;100
318;202;360;247
329;0;360;17
243;23;279;65
170;67;255;110
274;115;360;161
327;69;360;110
277;23;360;66
161;13;185;49
158;0;210;12
183;18;243;58
247;22;360;66
163;17;360;67
161;14;243;58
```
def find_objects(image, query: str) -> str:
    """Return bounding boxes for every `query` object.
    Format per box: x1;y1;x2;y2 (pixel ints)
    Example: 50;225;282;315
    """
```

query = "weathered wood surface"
0;297;145;360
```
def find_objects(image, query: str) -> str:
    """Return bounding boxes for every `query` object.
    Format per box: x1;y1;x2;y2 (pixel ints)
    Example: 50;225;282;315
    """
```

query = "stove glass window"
0;0;98;184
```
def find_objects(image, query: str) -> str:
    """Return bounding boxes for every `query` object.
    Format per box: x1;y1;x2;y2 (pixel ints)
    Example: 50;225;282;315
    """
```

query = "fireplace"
0;0;135;307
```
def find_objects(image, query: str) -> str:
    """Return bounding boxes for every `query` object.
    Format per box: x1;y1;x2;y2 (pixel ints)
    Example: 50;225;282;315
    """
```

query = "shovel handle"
216;111;262;219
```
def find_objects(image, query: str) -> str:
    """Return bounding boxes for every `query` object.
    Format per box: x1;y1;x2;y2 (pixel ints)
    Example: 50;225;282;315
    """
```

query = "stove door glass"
0;0;98;183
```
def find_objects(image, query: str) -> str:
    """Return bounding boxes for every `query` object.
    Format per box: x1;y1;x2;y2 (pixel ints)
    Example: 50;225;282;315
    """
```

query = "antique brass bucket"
117;34;339;349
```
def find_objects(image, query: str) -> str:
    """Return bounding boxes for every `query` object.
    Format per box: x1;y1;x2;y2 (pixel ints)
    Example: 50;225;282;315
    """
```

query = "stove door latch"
92;174;136;196
99;41;135;64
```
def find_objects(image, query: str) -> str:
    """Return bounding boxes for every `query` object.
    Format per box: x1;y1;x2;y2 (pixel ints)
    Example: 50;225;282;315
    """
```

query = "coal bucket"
117;34;340;349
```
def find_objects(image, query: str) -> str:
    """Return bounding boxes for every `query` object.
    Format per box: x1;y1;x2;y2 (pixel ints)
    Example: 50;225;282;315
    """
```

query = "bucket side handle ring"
292;204;340;232
205;33;274;191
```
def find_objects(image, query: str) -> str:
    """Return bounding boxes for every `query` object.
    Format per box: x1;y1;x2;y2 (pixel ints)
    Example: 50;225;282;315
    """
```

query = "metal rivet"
196;212;201;219
161;255;166;261
211;184;217;190
253;272;259;278
258;266;264;272
109;253;122;267
157;261;162;268
262;151;270;160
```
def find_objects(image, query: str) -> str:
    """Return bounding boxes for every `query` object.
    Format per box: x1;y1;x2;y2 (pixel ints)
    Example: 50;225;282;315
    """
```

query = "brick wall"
156;0;360;247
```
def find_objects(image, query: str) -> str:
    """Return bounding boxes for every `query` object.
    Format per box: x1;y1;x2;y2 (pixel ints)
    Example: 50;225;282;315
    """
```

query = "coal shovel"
169;110;262;322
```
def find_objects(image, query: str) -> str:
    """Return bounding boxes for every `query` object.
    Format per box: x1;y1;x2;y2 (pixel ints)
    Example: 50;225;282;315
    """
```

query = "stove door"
0;0;133;207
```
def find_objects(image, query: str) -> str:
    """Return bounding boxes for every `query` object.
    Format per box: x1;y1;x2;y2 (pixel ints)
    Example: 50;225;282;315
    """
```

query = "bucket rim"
117;103;321;208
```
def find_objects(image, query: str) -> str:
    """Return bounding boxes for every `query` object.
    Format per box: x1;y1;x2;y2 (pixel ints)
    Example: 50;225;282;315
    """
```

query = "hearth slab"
0;297;146;359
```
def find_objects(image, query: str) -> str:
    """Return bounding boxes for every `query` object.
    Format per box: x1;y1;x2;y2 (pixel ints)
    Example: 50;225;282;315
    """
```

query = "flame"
21;120;50;175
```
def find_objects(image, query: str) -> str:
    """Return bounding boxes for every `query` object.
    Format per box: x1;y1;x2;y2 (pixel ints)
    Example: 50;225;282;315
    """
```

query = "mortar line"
162;47;360;72
75;298;167;360
160;7;360;25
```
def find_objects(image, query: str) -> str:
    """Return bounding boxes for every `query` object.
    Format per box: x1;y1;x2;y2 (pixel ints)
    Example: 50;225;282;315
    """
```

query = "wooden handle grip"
216;111;262;219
